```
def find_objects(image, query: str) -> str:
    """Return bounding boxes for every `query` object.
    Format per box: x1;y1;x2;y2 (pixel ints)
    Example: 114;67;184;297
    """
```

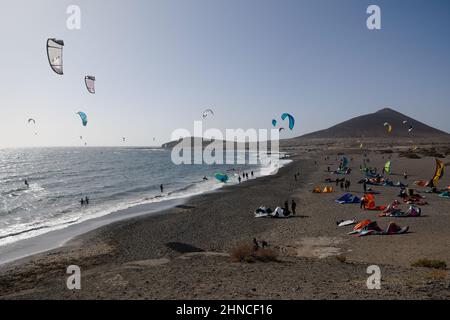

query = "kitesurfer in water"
24;179;29;188
202;176;208;181
80;198;85;205
160;184;164;193
85;196;89;205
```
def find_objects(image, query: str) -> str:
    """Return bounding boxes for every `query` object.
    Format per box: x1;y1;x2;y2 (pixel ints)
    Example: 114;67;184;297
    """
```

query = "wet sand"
1;143;449;299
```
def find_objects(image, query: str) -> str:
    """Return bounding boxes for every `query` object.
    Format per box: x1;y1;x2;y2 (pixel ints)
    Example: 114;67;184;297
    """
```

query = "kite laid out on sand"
46;38;64;75
76;112;88;127
202;109;214;119
85;76;96;94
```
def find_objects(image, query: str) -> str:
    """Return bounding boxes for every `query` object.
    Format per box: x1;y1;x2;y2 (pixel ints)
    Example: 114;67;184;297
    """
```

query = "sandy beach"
1;141;449;300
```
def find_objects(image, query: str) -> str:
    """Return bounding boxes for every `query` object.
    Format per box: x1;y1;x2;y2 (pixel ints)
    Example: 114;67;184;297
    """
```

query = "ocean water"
0;147;287;247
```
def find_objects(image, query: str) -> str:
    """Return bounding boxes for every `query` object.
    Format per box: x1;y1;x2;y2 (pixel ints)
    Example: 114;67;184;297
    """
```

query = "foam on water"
0;148;290;247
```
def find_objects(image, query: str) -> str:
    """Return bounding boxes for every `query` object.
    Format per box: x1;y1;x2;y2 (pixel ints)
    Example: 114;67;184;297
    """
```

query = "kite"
202;109;214;119
384;122;392;133
341;156;349;169
384;160;391;175
402;120;408;124
122;137;126;142
408;125;413;133
76;112;88;126
85;76;96;94
281;113;295;130
215;173;229;183
46;38;64;75
279;128;285;132
28;118;37;135
429;159;445;188
272;119;277;127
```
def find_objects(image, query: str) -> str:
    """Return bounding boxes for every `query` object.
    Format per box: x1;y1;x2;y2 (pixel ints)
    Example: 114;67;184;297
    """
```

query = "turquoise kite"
215;173;229;183
76;112;88;126
342;156;349;168
281;113;295;130
272;119;277;127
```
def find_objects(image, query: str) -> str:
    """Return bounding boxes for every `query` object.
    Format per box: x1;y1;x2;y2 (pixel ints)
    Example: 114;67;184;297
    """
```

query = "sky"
1;0;449;147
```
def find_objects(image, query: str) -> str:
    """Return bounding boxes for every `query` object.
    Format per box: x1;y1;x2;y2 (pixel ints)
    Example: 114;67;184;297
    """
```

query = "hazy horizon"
1;0;450;147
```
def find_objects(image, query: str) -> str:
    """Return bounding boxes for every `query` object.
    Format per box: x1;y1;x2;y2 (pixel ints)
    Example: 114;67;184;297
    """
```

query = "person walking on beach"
160;184;164;193
291;200;297;215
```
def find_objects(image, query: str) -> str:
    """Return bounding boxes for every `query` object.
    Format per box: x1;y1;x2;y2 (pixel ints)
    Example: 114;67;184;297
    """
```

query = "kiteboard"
337;219;357;227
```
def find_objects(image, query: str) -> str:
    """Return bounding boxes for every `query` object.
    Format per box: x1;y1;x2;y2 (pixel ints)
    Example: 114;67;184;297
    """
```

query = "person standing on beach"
251;171;254;177
363;179;367;193
238;176;241;184
360;195;366;210
294;174;297;181
291;200;297;215
160;184;164;193
404;171;408;180
284;201;290;214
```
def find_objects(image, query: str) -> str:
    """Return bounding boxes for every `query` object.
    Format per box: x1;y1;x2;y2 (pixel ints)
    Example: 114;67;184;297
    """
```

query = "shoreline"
0;158;292;266
1;148;449;299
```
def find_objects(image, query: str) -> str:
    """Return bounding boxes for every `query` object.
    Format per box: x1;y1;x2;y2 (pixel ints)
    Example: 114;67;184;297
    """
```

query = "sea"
0;147;289;250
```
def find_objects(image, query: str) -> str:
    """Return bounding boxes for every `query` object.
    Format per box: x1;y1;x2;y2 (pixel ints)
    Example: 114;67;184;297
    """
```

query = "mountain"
300;108;449;139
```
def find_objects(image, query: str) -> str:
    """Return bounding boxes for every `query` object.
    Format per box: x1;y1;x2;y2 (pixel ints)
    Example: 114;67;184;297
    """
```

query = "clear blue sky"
1;0;449;147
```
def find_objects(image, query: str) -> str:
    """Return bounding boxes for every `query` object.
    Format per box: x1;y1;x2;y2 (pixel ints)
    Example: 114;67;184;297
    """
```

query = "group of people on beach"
238;171;253;183
283;199;297;215
334;178;351;191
